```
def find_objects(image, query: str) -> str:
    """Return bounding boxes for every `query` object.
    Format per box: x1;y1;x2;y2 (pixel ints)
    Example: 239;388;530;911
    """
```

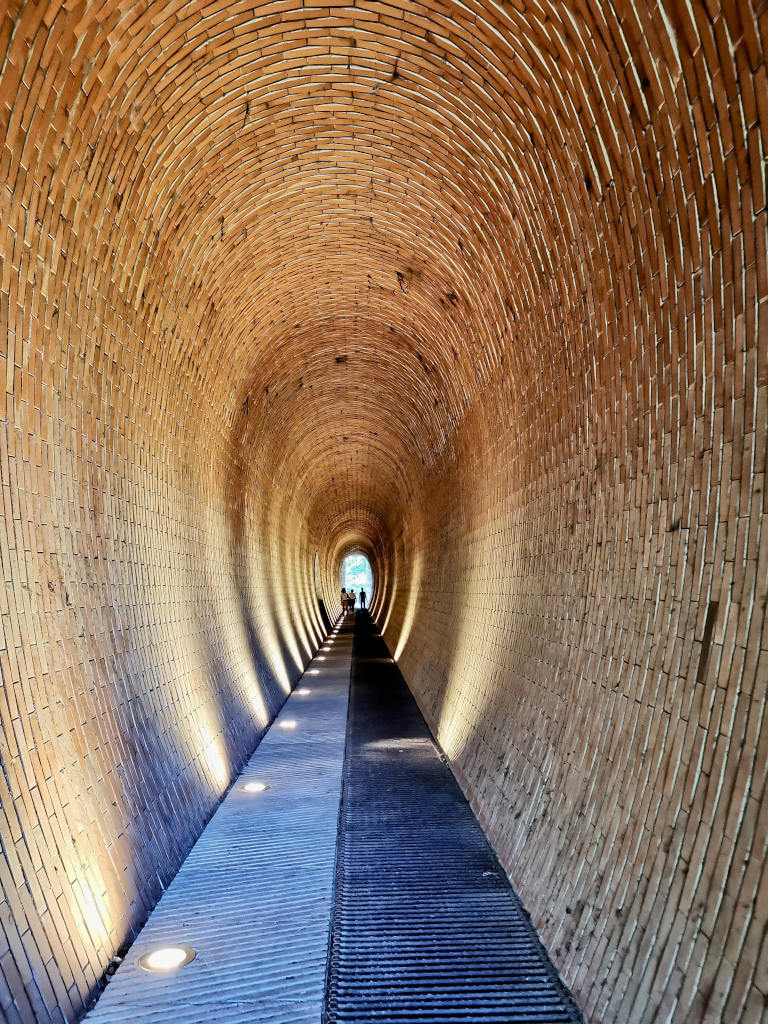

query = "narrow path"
325;613;582;1023
85;614;581;1024
84;622;352;1024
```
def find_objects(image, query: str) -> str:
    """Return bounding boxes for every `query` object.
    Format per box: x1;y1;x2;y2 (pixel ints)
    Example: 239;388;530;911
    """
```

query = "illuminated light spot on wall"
434;555;505;761
260;630;293;693
274;663;292;693
274;595;309;672
74;877;111;951
379;562;399;637
201;730;229;788
294;611;314;659
393;552;422;662
436;703;468;762
246;680;270;727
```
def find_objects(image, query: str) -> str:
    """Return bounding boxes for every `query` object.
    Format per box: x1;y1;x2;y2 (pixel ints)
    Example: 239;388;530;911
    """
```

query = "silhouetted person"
360;588;367;609
341;587;347;615
349;589;356;612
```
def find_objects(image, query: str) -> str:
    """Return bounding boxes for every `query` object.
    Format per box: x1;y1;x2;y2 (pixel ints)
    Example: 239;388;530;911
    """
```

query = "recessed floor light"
317;656;326;661
278;720;297;729
296;687;311;695
138;946;196;972
308;669;320;675
241;781;269;793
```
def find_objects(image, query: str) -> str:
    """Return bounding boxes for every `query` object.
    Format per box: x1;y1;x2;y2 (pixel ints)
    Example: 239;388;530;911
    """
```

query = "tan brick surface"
0;0;766;1022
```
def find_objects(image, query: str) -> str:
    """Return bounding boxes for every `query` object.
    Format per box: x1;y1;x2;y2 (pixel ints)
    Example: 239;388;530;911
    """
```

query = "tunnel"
0;1;766;1022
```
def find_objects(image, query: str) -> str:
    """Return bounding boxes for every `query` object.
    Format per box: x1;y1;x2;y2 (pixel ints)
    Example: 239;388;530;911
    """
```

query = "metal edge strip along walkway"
324;613;583;1024
84;619;351;1024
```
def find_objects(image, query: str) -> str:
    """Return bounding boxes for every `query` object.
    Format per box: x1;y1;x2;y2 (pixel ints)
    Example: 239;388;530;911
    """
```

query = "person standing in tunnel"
348;588;356;612
360;588;367;610
341;587;347;614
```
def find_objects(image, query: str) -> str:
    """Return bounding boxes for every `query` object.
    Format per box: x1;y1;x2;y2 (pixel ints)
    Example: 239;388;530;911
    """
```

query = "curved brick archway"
0;2;765;1021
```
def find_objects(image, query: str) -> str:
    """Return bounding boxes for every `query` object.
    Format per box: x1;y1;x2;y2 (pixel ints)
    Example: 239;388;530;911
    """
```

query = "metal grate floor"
325;615;583;1024
83;614;582;1024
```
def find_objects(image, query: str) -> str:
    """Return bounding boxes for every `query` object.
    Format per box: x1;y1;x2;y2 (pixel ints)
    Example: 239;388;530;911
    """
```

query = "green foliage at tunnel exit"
340;554;374;597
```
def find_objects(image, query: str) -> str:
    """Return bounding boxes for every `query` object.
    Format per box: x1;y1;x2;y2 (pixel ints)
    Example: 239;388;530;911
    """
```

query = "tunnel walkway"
85;616;581;1024
326;615;582;1023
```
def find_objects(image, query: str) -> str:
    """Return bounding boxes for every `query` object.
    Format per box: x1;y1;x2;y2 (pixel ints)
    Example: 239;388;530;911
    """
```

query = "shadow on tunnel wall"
317;599;333;633
0;1;765;1023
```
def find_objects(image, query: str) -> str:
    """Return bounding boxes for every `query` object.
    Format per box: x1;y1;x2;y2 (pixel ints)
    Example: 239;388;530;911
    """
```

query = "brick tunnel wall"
0;4;337;1018
0;142;328;1023
375;6;768;1021
383;317;767;1022
1;2;766;1023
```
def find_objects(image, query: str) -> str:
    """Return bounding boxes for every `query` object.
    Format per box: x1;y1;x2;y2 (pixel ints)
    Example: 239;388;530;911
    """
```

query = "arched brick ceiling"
5;0;630;549
1;2;766;1023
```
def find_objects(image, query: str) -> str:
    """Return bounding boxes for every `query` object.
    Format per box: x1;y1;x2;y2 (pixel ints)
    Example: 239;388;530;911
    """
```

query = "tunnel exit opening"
340;552;374;606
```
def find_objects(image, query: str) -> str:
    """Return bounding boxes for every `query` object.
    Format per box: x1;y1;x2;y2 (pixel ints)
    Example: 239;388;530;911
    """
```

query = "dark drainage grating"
324;614;583;1024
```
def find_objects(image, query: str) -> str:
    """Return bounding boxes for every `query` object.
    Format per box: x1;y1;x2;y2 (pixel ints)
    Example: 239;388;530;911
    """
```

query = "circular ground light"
138;945;196;972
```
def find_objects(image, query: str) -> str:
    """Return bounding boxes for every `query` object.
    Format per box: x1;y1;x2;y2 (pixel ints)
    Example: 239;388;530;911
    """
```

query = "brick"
0;1;764;1022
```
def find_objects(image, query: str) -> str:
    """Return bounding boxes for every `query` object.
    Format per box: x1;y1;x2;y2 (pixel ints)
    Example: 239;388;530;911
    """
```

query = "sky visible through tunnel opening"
340;553;374;602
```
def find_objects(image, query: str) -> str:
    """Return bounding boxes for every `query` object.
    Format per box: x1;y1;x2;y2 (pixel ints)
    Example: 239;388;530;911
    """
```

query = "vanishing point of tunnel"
0;2;766;1023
